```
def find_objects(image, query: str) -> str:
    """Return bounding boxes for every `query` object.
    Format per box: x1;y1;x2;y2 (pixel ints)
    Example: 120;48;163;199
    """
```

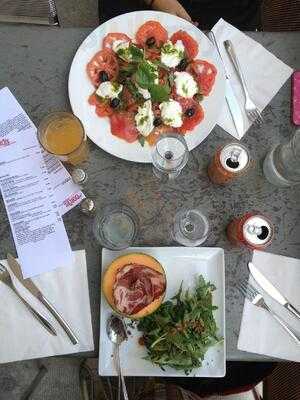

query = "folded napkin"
0;250;94;364
212;19;293;139
238;250;300;361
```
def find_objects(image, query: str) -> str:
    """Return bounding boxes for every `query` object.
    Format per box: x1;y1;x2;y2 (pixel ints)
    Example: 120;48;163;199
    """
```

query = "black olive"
153;117;162;127
110;98;120;108
146;37;156;47
99;70;109;82
178;58;188;71
185;108;195;117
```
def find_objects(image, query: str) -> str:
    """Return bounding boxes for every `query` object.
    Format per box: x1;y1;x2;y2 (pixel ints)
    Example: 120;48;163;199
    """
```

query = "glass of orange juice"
38;112;88;165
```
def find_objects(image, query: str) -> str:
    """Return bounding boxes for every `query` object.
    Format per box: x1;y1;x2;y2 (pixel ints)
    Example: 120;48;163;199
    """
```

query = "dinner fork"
224;40;263;126
0;263;57;336
238;280;300;345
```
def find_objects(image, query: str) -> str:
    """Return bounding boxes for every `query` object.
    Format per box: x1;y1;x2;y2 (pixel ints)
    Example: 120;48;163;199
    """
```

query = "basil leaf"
135;61;157;89
125;80;143;102
138;136;145;147
149;84;170;103
129;45;144;62
120;63;137;74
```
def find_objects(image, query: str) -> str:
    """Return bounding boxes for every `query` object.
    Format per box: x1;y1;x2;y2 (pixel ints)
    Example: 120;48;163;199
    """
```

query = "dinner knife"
208;31;244;139
7;254;79;345
248;262;300;321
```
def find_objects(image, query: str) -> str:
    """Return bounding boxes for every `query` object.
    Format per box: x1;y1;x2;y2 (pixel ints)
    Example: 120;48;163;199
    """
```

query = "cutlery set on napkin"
238;251;300;361
0;250;94;364
211;19;293;139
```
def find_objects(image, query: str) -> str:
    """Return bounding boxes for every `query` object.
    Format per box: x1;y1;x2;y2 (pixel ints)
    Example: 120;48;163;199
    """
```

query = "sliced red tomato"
88;93;113;117
95;102;113;117
88;93;97;105
177;98;204;133
187;60;217;96
86;49;119;87
109;112;139;143
102;33;131;50
170;30;199;59
135;21;168;47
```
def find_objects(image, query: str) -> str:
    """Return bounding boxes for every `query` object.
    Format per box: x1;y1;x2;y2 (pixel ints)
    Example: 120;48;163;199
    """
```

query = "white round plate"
68;11;225;163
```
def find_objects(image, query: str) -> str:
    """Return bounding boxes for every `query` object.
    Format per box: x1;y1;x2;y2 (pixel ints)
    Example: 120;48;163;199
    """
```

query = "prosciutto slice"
113;264;166;315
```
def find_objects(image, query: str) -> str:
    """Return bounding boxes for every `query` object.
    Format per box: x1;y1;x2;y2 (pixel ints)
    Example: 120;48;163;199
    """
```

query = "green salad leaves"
135;61;170;102
137;276;222;375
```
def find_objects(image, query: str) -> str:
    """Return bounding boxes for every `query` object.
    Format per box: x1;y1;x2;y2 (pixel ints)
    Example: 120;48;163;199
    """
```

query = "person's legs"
99;0;148;23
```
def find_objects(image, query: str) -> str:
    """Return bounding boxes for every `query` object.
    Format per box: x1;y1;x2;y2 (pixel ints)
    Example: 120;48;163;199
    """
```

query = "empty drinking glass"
263;128;300;187
93;204;139;250
151;133;189;180
172;208;210;247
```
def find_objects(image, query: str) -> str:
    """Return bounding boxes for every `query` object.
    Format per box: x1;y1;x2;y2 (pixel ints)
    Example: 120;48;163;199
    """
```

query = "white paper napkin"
212;19;293;139
238;251;300;361
0;250;94;364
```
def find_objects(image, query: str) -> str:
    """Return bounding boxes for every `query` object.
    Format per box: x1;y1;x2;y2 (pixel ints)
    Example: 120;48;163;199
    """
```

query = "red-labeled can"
226;213;274;250
208;143;250;184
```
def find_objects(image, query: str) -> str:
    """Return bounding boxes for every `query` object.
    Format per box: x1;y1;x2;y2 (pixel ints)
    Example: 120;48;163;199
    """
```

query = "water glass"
172;208;210;247
93;204;139;250
151;133;189;180
263;128;300;187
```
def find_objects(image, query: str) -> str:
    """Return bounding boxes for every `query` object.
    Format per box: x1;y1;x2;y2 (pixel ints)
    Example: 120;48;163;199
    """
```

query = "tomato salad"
87;21;217;146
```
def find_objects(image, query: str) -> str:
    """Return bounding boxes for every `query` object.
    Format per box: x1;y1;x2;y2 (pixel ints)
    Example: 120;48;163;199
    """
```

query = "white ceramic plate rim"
99;246;226;377
68;11;225;163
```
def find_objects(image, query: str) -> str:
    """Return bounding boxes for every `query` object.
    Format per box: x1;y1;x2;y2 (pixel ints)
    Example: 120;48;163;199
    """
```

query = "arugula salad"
137;275;222;374
87;20;217;146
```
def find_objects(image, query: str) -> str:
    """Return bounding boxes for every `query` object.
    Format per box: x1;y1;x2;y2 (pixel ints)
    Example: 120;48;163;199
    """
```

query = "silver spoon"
106;314;129;400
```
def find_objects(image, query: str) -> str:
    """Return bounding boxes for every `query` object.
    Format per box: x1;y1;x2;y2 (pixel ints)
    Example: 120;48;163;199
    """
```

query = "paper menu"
42;151;84;216
0;87;74;278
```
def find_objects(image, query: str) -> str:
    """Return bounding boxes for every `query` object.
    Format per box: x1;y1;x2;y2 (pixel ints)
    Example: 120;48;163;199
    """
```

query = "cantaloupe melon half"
102;253;166;319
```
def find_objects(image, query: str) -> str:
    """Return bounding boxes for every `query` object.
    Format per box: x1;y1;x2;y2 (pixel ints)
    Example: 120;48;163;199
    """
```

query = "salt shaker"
79;198;95;215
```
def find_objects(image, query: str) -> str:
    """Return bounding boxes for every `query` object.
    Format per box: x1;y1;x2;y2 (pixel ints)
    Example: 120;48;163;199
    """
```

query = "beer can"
226;213;274;250
208;143;250;184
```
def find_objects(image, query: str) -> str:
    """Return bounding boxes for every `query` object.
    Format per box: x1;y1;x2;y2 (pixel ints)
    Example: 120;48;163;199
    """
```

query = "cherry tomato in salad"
135;21;168;47
170;30;199;59
187;60;217;96
109;112;139;143
177;98;204;133
102;33;131;50
86;49;119;87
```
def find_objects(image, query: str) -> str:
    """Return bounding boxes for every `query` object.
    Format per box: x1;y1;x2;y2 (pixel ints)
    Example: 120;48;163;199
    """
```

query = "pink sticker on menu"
292;72;300;125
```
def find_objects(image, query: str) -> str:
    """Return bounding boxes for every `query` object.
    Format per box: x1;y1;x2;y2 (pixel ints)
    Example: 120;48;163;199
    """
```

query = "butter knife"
7;254;79;345
208;31;244;139
249;262;300;321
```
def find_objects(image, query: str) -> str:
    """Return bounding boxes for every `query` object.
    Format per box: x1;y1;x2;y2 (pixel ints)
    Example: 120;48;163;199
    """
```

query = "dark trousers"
99;0;262;30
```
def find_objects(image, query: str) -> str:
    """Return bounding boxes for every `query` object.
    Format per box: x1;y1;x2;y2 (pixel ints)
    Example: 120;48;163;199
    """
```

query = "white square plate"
99;247;226;377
